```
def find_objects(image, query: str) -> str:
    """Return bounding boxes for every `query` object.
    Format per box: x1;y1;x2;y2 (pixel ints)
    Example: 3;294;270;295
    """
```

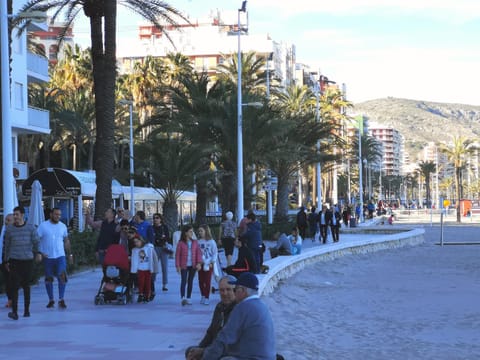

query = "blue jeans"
180;266;196;299
43;256;67;301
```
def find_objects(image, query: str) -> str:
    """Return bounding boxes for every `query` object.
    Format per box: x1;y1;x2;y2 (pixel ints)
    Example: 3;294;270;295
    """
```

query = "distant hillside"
353;97;480;158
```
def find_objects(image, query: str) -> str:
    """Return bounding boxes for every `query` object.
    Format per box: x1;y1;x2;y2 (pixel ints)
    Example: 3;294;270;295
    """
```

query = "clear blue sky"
73;0;480;105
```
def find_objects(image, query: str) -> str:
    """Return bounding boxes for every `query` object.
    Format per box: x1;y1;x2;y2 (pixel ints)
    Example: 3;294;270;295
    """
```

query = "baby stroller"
94;244;132;305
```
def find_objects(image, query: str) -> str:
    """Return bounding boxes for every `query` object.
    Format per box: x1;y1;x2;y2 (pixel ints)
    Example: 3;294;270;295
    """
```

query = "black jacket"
198;301;236;347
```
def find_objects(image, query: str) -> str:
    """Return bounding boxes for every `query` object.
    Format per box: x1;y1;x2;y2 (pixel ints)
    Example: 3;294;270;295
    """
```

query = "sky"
73;0;480;106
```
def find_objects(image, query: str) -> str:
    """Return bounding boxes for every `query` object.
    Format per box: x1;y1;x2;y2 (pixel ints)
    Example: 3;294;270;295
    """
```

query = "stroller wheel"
94;294;105;305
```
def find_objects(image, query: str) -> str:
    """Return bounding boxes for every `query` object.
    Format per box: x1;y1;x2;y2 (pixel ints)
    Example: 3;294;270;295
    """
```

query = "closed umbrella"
27;180;45;226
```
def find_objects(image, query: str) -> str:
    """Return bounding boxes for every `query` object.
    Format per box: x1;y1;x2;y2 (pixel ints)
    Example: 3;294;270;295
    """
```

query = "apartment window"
14;82;24;110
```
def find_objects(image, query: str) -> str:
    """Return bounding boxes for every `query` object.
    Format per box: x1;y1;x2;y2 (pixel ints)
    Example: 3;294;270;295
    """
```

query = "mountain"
353;97;480;158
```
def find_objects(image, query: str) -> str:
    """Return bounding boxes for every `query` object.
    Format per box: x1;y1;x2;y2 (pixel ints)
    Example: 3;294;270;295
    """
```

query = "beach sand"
265;225;480;360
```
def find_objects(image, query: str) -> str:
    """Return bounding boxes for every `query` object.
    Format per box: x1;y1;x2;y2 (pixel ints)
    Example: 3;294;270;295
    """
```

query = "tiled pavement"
0;229;404;360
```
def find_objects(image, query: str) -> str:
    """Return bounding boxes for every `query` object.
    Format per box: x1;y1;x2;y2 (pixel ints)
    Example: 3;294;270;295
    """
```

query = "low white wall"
258;228;425;296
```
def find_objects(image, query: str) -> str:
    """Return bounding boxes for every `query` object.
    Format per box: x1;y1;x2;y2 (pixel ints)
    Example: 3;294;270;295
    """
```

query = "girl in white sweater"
197;224;218;305
130;235;158;303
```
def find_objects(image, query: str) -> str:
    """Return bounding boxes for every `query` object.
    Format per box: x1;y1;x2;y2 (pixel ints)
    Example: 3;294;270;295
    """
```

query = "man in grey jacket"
3;206;41;320
202;272;276;360
269;232;292;258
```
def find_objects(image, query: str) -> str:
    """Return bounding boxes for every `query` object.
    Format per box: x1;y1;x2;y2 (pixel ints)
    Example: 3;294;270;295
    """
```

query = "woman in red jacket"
175;225;202;306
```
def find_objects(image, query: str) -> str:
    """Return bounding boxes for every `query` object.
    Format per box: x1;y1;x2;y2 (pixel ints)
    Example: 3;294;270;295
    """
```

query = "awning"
22;168;123;198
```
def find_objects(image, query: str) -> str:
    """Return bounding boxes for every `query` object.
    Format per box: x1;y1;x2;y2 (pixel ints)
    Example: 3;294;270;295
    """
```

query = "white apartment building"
115;9;296;87
421;141;452;180
368;122;404;176
1;1;50;212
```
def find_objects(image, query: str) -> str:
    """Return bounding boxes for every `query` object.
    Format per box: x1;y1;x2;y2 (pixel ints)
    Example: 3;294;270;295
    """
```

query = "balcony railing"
27;52;49;82
28;106;50;131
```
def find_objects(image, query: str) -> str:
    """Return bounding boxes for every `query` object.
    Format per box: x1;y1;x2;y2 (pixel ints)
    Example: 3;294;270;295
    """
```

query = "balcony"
27;106;50;134
27;52;49;83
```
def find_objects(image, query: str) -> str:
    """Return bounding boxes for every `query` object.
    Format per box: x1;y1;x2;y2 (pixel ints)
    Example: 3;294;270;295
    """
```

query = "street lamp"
119;100;135;212
237;0;247;224
310;74;336;207
1;1;15;214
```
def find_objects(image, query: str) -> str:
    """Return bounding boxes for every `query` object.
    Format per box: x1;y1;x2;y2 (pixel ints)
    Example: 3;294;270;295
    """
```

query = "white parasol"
27;180;45;226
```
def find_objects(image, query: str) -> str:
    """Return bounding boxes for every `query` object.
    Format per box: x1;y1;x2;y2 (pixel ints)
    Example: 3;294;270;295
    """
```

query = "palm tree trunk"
455;167;461;223
163;199;179;234
196;177;208;225
274;175;289;222
92;1;117;219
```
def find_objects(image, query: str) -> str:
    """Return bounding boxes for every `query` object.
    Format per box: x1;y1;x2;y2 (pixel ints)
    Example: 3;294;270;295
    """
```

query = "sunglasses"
154;216;161;219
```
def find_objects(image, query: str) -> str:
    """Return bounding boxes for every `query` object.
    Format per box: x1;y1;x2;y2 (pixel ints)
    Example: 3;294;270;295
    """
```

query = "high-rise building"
368;122;404;176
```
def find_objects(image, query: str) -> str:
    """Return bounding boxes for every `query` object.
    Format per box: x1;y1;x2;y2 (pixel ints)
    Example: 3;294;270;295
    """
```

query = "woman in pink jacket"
175;225;202;306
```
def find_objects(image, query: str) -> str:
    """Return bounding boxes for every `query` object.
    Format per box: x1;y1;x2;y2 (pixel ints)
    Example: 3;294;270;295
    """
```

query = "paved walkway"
0;230;407;359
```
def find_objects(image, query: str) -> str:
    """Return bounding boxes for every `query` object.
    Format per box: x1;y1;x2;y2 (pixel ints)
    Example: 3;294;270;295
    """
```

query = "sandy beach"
265;225;480;360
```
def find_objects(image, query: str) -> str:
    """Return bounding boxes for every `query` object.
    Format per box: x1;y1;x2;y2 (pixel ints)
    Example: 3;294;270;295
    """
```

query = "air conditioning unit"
13;162;28;180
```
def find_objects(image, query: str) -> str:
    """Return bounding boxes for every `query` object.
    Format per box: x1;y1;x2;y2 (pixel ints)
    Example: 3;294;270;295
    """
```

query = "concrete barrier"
258;227;425;296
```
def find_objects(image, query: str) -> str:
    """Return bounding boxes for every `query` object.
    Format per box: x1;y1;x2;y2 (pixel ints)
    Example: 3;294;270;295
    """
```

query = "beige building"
368;122;404;176
115;9;296;87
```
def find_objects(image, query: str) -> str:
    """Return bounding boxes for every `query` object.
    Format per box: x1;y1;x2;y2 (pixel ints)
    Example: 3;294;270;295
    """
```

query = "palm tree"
25;83;61;168
216;51;267;96
16;0;188;219
440;136;476;222
350;134;383;201
120;55;165;140
262;84;343;221
135;133;209;233
418;160;436;208
161;70;226;224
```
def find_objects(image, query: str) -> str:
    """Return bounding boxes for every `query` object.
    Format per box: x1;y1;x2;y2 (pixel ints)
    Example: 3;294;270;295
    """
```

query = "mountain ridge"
353;97;480;159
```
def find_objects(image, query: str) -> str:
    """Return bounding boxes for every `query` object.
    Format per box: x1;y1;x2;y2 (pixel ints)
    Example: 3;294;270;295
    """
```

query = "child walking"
130;235;158;303
197;224;218;305
175;225;202;306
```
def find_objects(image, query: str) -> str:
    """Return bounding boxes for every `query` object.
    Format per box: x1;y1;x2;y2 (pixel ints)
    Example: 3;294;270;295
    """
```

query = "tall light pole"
1;1;14;214
356;115;364;223
310;75;322;207
236;0;247;223
119;100;135;212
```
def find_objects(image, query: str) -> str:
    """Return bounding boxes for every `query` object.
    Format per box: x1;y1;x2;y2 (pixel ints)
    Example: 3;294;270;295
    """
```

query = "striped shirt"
4;223;39;261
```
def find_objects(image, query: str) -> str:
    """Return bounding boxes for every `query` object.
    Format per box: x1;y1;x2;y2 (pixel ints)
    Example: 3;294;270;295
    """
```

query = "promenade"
0;231;384;360
0;216;470;359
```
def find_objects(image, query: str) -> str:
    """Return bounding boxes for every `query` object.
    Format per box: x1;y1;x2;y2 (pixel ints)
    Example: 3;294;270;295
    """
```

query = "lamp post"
356;115;364;223
1;1;14;214
309;76;322;207
119;100;135;212
236;0;247;224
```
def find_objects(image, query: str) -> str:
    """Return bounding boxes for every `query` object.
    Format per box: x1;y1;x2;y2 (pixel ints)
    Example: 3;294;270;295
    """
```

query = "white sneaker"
204;299;210;305
186;298;192;305
200;296;205;304
181;297;187;306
